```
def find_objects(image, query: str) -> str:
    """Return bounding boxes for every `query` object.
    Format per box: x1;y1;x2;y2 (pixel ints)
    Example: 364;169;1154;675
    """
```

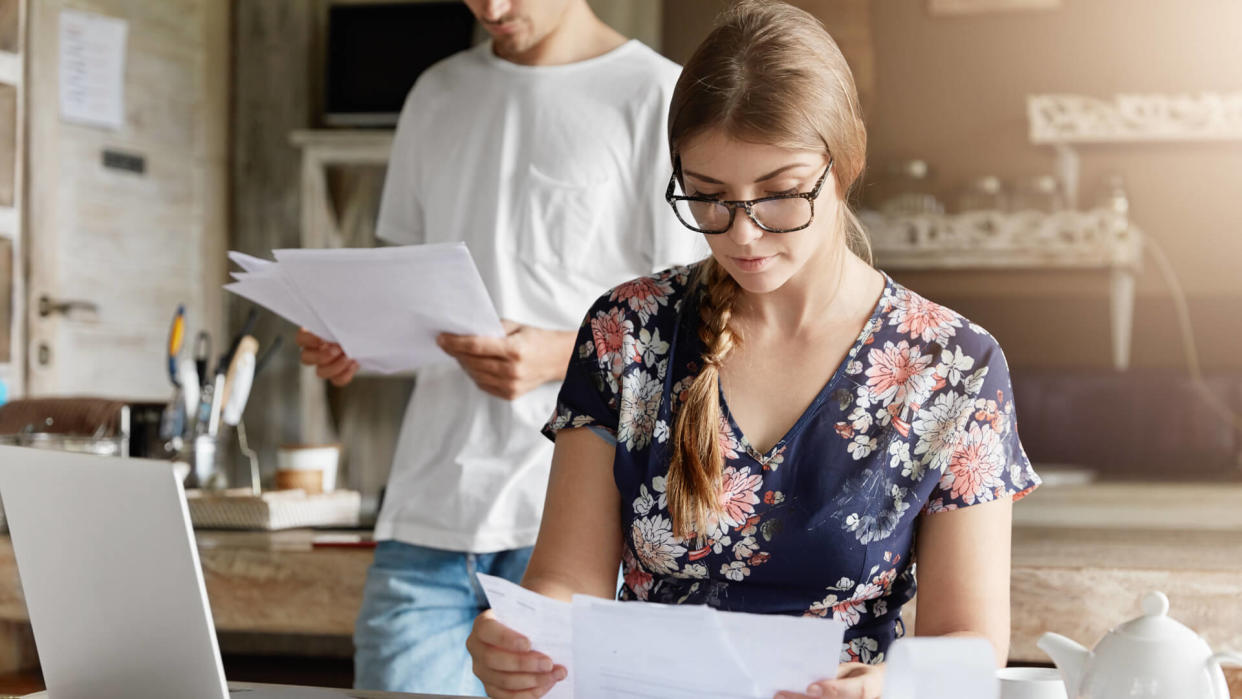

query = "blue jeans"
354;541;533;696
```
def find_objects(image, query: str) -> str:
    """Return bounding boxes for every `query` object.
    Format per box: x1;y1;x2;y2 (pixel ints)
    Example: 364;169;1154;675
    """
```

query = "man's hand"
437;320;575;401
296;328;360;387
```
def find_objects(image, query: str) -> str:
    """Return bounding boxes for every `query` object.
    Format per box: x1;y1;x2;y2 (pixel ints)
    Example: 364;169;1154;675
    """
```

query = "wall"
867;0;1242;371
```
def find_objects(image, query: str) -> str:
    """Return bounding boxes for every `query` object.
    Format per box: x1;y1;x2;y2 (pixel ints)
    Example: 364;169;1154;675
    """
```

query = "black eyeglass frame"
665;156;835;234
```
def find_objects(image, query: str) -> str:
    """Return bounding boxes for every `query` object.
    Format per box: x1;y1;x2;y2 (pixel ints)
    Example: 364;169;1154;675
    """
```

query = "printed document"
224;244;504;373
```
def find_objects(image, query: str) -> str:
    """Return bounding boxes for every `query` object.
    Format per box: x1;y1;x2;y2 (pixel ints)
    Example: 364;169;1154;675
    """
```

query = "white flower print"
632;328;670;367
618;369;662;451
846;359;863;375
911;390;973;474
888;439;916;477
936;345;975;387
653;419;670;444
651;476;669;510
848;405;872;433
633;485;655;517
732;535;759;560
720;561;751;581
848;434;878;460
842;636;884;665
631;514;687;575
963;365;990;397
672;563;708;580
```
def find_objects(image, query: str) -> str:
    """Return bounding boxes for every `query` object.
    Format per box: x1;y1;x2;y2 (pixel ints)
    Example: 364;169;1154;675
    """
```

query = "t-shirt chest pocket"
519;161;617;270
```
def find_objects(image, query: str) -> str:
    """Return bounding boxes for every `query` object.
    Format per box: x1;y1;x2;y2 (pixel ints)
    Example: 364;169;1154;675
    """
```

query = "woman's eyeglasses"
665;157;833;234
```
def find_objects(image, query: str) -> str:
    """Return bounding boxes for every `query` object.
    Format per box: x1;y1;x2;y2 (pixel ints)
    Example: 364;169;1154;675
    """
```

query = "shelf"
1028;93;1242;144
0;50;18;86
863;208;1142;271
864;208;1141;370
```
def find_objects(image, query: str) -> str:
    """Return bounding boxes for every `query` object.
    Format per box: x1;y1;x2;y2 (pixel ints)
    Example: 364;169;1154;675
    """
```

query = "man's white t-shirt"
374;40;706;552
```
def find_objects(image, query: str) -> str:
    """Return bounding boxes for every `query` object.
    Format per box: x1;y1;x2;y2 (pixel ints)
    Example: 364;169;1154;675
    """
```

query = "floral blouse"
543;264;1039;665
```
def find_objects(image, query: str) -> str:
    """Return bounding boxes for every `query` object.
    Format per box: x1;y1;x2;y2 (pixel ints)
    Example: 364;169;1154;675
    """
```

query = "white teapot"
1038;591;1242;698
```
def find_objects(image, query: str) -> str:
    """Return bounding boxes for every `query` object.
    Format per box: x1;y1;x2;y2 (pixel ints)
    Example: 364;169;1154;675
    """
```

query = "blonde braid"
668;258;741;539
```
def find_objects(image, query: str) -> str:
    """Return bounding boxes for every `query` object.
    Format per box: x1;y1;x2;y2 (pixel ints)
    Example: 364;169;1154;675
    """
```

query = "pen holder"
189;434;227;491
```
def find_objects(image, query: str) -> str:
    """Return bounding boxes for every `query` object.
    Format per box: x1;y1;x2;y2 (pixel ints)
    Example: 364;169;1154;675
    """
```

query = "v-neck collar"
716;274;893;467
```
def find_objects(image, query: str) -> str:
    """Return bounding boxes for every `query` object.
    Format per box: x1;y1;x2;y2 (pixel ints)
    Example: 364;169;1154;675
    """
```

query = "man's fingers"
439;332;508;358
329;361;360;387
316;353;354;380
456;354;519;381
295;328;325;350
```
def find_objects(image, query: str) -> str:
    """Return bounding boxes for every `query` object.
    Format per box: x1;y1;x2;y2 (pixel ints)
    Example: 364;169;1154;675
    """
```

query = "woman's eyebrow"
682;163;814;186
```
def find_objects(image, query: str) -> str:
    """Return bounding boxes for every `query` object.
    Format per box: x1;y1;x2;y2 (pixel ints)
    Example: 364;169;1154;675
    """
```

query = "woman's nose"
727;209;765;247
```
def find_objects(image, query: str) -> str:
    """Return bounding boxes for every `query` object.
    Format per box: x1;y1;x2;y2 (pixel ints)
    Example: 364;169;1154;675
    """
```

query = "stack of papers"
225;244;504;374
882;636;998;699
476;574;847;699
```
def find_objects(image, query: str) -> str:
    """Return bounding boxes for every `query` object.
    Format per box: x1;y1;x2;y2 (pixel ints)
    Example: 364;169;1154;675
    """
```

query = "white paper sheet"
59;10;128;129
474;574;847;699
882;637;998;699
224;243;504;373
476;574;574;699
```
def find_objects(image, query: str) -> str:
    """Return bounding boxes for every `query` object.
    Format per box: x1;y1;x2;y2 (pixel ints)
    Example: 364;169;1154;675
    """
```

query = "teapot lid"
1113;592;1202;645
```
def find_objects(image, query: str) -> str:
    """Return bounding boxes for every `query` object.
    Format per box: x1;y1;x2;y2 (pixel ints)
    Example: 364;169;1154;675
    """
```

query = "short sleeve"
376;88;425;246
922;329;1040;514
542;295;625;443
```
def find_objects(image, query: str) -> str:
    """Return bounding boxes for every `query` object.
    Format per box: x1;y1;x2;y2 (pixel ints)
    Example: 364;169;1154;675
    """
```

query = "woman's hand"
467;610;568;698
775;662;884;699
295;328;360;387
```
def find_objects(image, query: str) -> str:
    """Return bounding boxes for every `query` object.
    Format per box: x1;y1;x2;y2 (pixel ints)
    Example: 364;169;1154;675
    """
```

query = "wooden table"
0;482;1239;690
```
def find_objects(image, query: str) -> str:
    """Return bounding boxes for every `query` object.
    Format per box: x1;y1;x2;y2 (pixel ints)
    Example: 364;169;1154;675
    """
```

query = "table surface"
3;481;1242;671
20;682;468;698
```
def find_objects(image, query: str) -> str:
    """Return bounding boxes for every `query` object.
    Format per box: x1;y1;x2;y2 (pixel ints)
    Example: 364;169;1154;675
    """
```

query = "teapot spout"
1038;632;1089;698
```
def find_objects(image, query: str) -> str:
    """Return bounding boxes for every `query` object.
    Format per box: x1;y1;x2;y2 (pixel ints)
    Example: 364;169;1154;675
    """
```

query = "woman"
467;2;1039;697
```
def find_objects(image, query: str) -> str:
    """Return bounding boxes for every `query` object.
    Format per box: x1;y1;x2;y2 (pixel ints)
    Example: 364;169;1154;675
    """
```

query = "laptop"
0;445;415;699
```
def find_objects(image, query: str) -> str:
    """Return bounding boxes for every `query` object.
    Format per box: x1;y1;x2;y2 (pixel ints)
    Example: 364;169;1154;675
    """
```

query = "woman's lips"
730;255;774;272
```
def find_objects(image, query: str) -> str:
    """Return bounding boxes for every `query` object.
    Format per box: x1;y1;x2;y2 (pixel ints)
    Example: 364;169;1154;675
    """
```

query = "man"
296;0;704;694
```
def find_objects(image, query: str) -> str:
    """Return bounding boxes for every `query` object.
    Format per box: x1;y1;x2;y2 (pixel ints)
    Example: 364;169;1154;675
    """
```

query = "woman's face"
677;128;841;295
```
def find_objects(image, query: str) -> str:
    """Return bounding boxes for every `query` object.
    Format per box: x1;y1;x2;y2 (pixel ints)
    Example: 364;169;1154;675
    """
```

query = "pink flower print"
834;422;855;440
716;466;762;530
864;340;934;407
591;307;631;381
610;275;674;322
944;422;1006;505
621;547;653;600
893;293;961;344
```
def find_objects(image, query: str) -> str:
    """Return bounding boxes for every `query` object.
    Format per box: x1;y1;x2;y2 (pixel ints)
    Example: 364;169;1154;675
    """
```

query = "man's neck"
496;2;627;67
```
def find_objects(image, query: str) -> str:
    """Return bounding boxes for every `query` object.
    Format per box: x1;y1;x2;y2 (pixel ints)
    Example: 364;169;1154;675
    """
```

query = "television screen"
325;2;477;126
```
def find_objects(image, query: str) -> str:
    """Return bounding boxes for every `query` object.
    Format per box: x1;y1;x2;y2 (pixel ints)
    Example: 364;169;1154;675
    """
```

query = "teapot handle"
1209;652;1242;699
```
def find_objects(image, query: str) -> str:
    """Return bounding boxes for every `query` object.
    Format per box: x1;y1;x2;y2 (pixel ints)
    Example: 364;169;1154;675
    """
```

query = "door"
24;0;228;401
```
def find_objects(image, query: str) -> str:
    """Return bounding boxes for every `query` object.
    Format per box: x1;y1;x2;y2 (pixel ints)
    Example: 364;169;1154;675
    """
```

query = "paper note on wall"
59;9;128;129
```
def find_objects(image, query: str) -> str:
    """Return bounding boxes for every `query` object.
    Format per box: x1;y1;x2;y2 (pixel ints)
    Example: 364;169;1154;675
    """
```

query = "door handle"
38;294;99;318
